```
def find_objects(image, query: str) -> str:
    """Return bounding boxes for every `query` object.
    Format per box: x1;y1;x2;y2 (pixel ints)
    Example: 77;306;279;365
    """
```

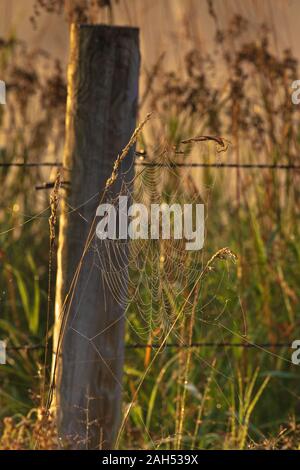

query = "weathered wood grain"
54;24;139;449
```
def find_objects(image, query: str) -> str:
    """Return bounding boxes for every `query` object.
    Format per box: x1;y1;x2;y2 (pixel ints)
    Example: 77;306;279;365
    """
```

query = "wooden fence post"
53;24;140;449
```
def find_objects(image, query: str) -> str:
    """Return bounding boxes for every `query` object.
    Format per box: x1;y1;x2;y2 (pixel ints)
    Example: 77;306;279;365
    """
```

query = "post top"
77;23;139;34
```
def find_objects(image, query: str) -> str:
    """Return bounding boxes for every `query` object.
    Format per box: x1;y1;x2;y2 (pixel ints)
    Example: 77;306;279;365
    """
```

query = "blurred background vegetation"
0;0;300;449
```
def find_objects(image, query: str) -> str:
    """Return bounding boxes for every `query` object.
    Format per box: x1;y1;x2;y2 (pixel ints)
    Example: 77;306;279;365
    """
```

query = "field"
0;0;300;450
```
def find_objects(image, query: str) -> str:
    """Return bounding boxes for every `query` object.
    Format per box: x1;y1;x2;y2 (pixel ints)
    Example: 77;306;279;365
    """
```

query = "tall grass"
0;1;300;449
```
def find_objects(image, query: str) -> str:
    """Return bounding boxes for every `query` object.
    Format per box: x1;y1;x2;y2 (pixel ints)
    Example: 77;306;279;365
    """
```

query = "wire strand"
5;341;292;351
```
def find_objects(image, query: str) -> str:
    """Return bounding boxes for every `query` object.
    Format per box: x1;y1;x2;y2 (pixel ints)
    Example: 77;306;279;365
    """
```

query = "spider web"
91;145;212;341
53;140;259;450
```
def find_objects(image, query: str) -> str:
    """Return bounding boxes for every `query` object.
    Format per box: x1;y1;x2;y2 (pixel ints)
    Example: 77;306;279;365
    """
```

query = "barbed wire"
125;342;292;349
0;162;63;168
1;160;300;170
135;161;300;170
6;344;45;351
4;341;292;352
